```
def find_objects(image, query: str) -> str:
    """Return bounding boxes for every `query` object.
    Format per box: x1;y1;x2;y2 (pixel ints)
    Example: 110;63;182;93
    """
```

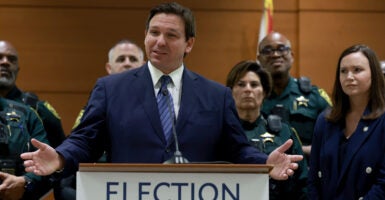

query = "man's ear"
105;63;112;74
185;37;195;54
289;51;295;65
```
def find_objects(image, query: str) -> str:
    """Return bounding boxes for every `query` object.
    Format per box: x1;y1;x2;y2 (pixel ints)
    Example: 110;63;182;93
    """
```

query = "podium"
77;163;272;200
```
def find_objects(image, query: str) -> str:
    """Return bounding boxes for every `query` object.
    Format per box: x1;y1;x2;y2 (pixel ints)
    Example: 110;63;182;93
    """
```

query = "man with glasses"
257;32;331;158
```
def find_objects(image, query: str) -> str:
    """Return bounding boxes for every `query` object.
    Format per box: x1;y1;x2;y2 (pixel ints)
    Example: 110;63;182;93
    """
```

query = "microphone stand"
162;88;189;164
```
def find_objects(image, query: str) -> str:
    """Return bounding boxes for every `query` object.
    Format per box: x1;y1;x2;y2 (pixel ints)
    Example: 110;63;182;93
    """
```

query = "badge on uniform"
260;132;275;144
6;111;20;122
295;95;309;109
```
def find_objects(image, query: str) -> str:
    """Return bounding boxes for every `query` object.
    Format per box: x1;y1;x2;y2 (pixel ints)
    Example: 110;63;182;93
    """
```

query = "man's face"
106;43;144;74
144;13;194;73
257;33;293;78
0;41;19;89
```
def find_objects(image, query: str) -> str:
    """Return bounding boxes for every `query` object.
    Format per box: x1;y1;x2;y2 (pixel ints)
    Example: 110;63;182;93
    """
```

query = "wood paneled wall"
1;0;384;134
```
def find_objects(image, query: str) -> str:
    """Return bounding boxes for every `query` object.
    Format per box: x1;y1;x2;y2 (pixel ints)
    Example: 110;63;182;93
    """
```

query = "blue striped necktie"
157;75;175;143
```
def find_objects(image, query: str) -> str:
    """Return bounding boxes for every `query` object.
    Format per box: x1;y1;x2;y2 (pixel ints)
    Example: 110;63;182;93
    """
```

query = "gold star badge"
260;132;275;143
296;96;309;107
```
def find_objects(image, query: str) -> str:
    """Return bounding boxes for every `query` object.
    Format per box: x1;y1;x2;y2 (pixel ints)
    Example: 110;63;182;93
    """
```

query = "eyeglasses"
259;46;291;57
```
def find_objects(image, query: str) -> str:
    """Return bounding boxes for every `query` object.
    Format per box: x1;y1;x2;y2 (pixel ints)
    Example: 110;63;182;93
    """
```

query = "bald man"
0;41;66;148
257;32;331;157
72;39;145;129
0;40;65;199
105;39;145;74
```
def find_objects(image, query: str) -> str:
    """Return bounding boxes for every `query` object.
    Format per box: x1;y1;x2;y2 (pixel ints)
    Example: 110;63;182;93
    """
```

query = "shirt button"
363;126;368;132
318;171;322;178
366;167;372;174
358;197;363;200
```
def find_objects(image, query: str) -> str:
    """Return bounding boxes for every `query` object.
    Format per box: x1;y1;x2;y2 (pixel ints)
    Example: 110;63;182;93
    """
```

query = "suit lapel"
134;67;200;144
337;119;374;186
134;65;167;143
174;69;199;141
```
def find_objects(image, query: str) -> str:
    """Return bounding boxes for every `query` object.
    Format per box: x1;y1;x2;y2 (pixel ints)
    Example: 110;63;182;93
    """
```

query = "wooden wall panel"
299;11;385;94
300;0;385;11
0;7;149;92
0;0;298;11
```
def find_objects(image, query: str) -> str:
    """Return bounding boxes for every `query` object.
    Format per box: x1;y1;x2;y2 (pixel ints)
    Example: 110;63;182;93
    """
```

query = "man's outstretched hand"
267;139;303;180
20;138;64;176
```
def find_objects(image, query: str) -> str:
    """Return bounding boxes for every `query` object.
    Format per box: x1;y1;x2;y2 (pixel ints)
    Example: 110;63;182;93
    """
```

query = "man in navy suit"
21;2;302;181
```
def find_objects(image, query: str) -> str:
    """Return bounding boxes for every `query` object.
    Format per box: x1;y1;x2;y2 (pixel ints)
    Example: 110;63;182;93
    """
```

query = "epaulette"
318;88;332;106
298;76;312;94
22;92;61;119
43;101;61;119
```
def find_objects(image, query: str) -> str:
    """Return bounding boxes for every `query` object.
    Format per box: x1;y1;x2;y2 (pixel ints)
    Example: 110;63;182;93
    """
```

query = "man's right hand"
20;138;64;176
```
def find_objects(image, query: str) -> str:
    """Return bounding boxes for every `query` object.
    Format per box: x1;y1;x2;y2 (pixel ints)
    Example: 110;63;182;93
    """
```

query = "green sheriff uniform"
5;86;66;148
0;97;50;199
241;115;308;200
261;77;331;146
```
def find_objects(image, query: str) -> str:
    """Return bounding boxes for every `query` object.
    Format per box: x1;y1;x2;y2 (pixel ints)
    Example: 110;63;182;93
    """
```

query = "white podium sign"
77;163;271;200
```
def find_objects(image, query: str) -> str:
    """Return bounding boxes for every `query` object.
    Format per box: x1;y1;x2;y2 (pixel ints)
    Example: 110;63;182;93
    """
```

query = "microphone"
162;88;189;164
161;88;168;96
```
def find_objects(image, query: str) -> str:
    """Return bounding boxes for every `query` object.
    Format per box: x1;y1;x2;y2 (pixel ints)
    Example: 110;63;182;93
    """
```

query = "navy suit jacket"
308;109;385;199
57;64;268;172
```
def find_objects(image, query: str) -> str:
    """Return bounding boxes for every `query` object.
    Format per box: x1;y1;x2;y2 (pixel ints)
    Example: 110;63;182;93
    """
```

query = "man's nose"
271;50;282;57
156;34;166;46
123;57;136;67
0;56;7;62
123;57;131;65
0;56;10;65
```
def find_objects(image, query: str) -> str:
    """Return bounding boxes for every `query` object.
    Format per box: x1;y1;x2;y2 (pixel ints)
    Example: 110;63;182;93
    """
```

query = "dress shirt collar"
148;61;184;90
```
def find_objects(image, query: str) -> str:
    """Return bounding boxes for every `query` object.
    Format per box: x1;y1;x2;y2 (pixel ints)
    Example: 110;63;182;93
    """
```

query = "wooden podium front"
77;163;272;200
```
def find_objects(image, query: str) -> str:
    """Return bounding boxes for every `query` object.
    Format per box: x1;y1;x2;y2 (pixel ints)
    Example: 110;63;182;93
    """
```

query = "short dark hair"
327;44;385;122
226;60;272;97
145;2;196;41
